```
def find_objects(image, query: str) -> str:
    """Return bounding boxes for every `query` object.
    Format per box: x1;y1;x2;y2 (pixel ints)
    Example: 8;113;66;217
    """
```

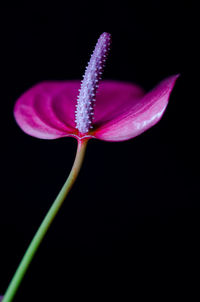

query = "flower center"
75;32;111;134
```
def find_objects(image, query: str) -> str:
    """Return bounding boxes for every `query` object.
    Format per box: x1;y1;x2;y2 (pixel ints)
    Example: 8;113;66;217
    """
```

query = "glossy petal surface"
14;75;179;141
94;80;145;124
94;75;179;141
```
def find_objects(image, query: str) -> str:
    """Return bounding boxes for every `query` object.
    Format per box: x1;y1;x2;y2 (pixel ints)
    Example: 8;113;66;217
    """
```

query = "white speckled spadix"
75;32;111;134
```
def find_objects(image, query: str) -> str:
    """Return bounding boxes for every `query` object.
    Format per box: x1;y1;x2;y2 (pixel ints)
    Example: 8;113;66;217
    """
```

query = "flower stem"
2;138;88;302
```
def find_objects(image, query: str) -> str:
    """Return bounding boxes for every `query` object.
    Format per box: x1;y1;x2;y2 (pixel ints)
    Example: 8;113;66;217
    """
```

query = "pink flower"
7;33;179;302
14;33;179;142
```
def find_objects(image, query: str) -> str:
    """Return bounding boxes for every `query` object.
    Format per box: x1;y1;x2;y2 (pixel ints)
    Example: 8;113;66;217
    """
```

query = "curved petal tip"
94;74;180;141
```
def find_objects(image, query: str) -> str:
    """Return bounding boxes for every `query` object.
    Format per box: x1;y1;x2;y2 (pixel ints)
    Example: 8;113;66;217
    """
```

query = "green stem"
2;138;88;302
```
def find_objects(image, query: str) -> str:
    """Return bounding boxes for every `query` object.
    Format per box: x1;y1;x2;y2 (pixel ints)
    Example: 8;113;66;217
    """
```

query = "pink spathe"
14;75;179;142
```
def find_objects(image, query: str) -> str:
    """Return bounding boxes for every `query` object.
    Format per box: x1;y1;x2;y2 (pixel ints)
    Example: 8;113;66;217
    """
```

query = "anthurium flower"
0;296;3;302
2;32;179;302
14;33;179;143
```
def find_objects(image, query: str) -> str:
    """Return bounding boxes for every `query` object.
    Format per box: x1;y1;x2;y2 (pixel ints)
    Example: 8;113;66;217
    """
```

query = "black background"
0;0;199;300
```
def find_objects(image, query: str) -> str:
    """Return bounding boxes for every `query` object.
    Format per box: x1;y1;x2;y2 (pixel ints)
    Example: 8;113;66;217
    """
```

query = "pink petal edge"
93;74;180;141
14;81;80;139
